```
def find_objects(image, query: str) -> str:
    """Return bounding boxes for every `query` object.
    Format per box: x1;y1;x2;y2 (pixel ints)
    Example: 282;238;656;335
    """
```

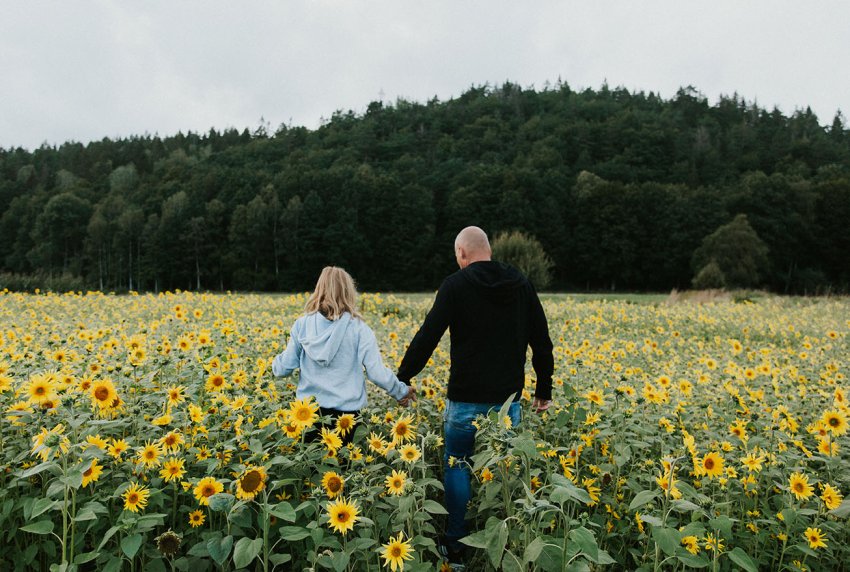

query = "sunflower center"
202;486;215;497
35;386;46;396
391;546;402;557
242;470;262;492
704;459;714;470
83;467;93;477
829;417;839;427
337;511;349;522
296;409;310;421
328;478;341;492
128;493;138;503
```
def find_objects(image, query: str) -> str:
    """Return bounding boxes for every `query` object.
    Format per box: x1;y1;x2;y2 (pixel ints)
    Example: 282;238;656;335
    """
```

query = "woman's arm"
359;323;410;401
271;322;302;377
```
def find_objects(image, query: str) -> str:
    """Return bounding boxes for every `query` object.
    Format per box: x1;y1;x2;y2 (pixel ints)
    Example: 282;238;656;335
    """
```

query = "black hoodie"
397;261;554;403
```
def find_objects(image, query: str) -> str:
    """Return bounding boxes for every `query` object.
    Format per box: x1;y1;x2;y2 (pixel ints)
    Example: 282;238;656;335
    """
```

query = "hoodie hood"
460;261;527;303
298;312;352;366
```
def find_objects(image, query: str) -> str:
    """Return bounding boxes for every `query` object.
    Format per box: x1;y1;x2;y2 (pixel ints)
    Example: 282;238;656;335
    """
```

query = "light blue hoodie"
271;312;409;411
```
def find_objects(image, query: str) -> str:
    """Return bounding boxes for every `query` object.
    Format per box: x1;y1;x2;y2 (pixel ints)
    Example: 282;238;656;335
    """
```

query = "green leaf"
707;515;733;540
73;551;99;565
569;526;598;562
486;518;509;568
73;509;97;522
270;554;291;566
829;498;850;518
18;461;57;479
640;514;664;527
207;535;233;565
98;526;121;550
20;520;54;535
670;499;702;513
208;493;235;513
677;553;709;568
422;500;448;514
102;557;122;572
331;550;350;572
524;537;546;563
502;549;524;572
459;529;488;549
232;537;263;569
269;501;297;522
651;527;681;557
629;490;660;511
280;526;311;541
121;533;143;558
727;547;758;572
32;498;58;519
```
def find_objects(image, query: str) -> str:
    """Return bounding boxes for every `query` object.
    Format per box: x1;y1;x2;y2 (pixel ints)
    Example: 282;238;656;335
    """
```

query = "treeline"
1;82;849;293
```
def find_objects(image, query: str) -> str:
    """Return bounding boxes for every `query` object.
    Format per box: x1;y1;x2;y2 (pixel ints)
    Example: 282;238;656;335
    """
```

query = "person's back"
395;226;554;570
399;260;553;404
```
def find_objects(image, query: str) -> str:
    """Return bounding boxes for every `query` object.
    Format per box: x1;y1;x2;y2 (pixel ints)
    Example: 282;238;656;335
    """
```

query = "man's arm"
396;280;453;384
528;287;554;403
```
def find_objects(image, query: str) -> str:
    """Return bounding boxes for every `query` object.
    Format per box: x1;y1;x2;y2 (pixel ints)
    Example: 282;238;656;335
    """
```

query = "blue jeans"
443;399;522;547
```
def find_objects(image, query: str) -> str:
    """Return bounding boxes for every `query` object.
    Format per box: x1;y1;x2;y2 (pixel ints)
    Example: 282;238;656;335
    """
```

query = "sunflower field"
0;290;848;572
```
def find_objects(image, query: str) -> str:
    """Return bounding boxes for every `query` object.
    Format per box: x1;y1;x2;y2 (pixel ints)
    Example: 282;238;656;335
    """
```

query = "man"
396;226;554;567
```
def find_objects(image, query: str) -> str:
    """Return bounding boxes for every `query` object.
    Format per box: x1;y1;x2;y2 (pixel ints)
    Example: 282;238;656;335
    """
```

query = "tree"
491;231;554;289
691;214;769;289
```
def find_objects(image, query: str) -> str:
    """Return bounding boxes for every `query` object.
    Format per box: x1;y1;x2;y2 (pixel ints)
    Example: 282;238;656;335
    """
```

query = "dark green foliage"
691;260;727;290
692;215;769;289
0;82;849;292
491;231;554;289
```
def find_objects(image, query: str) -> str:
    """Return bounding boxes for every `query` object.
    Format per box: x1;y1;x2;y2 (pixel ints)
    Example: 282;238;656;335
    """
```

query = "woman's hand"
397;385;417;407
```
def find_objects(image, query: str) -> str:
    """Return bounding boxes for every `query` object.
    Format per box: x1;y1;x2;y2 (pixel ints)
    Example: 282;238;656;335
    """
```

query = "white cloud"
1;0;847;149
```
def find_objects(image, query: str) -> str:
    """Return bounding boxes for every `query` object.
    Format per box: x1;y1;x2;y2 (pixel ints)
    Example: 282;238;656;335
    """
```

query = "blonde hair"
304;266;362;320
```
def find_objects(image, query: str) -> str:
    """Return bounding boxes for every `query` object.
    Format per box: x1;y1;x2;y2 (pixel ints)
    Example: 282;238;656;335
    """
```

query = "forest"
1;81;848;293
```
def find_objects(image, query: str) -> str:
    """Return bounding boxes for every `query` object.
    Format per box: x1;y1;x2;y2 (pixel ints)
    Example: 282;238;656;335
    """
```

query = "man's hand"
397;385;417;407
532;397;552;413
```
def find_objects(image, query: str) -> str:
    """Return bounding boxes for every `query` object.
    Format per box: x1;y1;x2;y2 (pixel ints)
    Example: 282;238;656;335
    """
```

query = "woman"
271;267;414;438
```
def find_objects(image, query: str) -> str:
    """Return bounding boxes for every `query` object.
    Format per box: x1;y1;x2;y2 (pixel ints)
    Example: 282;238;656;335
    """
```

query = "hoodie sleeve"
358;323;410;400
396;279;453;384
528;285;554;400
272;321;302;377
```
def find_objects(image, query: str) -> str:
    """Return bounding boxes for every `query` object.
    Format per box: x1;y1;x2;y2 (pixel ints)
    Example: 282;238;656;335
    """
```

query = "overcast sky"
1;1;848;151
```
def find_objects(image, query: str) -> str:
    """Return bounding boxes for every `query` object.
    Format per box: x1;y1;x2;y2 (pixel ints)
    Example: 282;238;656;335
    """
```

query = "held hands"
397;385;417;407
532;397;552;413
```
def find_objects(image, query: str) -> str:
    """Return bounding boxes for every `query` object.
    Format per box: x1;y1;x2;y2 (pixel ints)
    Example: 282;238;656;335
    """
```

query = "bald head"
454;226;491;268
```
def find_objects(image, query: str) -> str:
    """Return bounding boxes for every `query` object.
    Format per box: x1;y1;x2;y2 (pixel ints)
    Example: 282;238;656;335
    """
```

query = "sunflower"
822;410;848;435
165;385;185;407
236;466;268;500
26;373;56;405
159;431;184;453
804;527;827;549
381;532;414;571
399;444;421;463
699;452;724;479
789;472;814;501
740;452;764;473
160;458;186;482
820;483;843;510
137;441;163;468
681;536;700;555
288;398;319;430
385;470;407;496
188;509;206;527
123;482;150;513
108;438;130;459
326;497;359;535
85;434;108;450
321;428;342;452
194;476;224;506
90;379;118;409
282;422;302;439
205;373;227;392
336;414;356;436
391;415;416;444
321;471;345;499
585;389;605;406
368;432;387;454
82;459;103;487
